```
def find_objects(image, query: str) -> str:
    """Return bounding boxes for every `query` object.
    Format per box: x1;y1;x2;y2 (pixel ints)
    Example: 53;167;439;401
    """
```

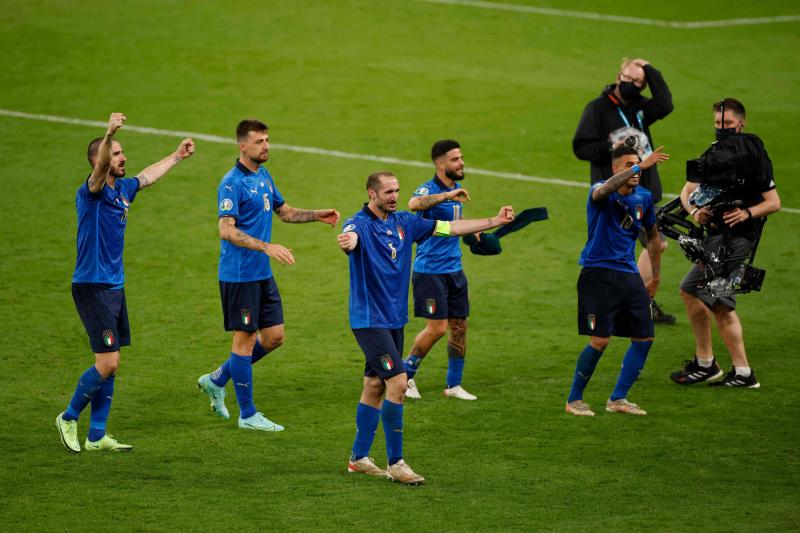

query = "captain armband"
434;220;452;237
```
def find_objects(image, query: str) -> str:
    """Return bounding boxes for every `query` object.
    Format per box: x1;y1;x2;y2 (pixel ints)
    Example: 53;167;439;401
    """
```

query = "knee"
659;239;668;252
427;321;448;339
386;374;408;400
590;337;610;351
364;378;385;398
264;332;285;350
96;353;120;377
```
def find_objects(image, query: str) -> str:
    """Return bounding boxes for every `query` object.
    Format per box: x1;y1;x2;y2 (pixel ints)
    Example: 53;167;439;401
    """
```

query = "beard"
445;168;464;181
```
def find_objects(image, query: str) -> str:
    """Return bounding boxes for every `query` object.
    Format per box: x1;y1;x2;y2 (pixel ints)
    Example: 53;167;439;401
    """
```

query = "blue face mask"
715;127;738;142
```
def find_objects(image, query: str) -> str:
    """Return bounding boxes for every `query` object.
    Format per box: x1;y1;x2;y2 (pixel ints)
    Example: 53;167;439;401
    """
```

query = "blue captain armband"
434;220;451;237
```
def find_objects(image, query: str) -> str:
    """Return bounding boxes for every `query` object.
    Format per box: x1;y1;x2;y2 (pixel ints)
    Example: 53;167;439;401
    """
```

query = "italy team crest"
241;308;251;326
102;329;114;347
426;298;436;315
634;205;643;221
380;354;394;371
396;226;405;240
587;313;596;331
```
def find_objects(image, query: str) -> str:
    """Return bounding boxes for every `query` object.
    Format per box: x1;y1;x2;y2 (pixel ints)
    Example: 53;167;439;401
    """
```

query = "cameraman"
671;98;781;388
573;57;676;324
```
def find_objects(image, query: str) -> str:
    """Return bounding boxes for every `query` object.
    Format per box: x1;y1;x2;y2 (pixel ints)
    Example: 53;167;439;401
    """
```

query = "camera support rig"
656;197;767;297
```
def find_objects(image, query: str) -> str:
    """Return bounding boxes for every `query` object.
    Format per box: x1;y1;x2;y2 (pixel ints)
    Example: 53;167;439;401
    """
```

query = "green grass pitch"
0;1;798;530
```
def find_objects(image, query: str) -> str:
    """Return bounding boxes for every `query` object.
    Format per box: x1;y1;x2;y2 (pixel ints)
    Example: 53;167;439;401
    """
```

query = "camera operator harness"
656;109;771;297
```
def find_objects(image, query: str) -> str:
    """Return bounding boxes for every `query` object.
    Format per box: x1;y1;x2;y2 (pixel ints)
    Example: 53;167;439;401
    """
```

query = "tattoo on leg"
447;318;467;358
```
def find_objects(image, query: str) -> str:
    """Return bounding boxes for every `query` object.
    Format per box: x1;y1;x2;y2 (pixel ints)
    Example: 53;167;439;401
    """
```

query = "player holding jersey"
404;140;476;401
338;171;513;484
197;119;339;431
565;145;668;417
56;112;195;453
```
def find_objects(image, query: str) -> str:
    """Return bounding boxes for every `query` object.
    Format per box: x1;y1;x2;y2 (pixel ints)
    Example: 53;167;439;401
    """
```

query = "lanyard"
616;107;652;155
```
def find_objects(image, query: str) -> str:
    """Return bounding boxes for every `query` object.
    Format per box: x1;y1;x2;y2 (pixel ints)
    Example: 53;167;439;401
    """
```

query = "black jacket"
572;64;673;203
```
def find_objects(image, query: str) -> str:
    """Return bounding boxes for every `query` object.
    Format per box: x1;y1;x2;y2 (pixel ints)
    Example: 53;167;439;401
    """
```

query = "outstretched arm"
591;146;669;202
408;189;470;211
275;203;341;226
136;138;195;190
218;216;295;265
88;112;126;193
446;206;514;237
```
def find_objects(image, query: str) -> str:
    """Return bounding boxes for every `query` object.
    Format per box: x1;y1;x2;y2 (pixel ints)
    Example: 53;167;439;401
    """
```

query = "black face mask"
715;127;738;143
618;81;642;102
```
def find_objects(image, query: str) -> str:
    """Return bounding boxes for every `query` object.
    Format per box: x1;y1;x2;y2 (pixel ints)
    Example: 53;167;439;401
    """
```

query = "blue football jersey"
343;205;437;329
412;176;464;274
72;177;140;286
217;161;285;282
579;182;655;273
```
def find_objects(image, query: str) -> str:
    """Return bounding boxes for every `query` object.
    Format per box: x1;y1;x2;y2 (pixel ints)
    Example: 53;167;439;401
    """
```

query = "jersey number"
263;193;270;212
452;204;462;220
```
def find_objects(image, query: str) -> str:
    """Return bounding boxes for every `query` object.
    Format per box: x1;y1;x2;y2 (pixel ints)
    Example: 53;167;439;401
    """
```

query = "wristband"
744;208;752;219
690;207;700;216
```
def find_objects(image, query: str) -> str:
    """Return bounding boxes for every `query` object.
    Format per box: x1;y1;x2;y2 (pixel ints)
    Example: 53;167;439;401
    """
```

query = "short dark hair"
431;139;460;161
236;119;268;142
366;171;395;191
87;137;104;167
611;145;640;163
713;98;746;119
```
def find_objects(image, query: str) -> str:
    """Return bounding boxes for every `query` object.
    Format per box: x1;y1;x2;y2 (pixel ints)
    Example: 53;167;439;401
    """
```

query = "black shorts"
352;327;405;380
680;234;754;310
72;283;131;353
219;277;283;332
577;267;654;339
412;270;469;320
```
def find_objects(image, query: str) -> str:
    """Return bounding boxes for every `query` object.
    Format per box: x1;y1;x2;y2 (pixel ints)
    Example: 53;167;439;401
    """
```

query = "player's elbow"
408;199;420;211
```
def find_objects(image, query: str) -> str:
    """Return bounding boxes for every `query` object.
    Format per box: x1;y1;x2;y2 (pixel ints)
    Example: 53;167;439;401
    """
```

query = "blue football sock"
251;339;271;364
567;345;605;403
210;359;230;387
211;340;272;387
63;365;104;421
350;402;382;462
404;355;423;379
88;374;115;442
446;356;465;389
228;353;256;419
610;340;653;401
381;399;404;465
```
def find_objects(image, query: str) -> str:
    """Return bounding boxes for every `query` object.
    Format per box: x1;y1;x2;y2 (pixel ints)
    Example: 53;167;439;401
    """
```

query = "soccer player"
197;119;339;431
338;171;513;484
404;140;476;401
56;112;196;453
565;145;668;417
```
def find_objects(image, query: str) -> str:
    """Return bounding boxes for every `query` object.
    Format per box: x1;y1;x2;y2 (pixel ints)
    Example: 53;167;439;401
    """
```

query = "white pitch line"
420;0;800;29
1;108;797;215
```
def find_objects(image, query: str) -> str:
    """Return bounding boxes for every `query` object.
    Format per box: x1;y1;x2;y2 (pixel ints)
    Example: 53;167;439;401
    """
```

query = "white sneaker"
238;412;285;431
348;456;387;476
406;378;421;400
444;385;477;400
386;459;425;485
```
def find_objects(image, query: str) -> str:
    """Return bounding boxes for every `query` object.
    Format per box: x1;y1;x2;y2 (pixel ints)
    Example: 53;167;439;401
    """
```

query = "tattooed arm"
644;223;662;297
136;138;195;190
88;112;126;194
218;216;295;265
592;146;669;202
275;203;340;226
408;188;470;211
